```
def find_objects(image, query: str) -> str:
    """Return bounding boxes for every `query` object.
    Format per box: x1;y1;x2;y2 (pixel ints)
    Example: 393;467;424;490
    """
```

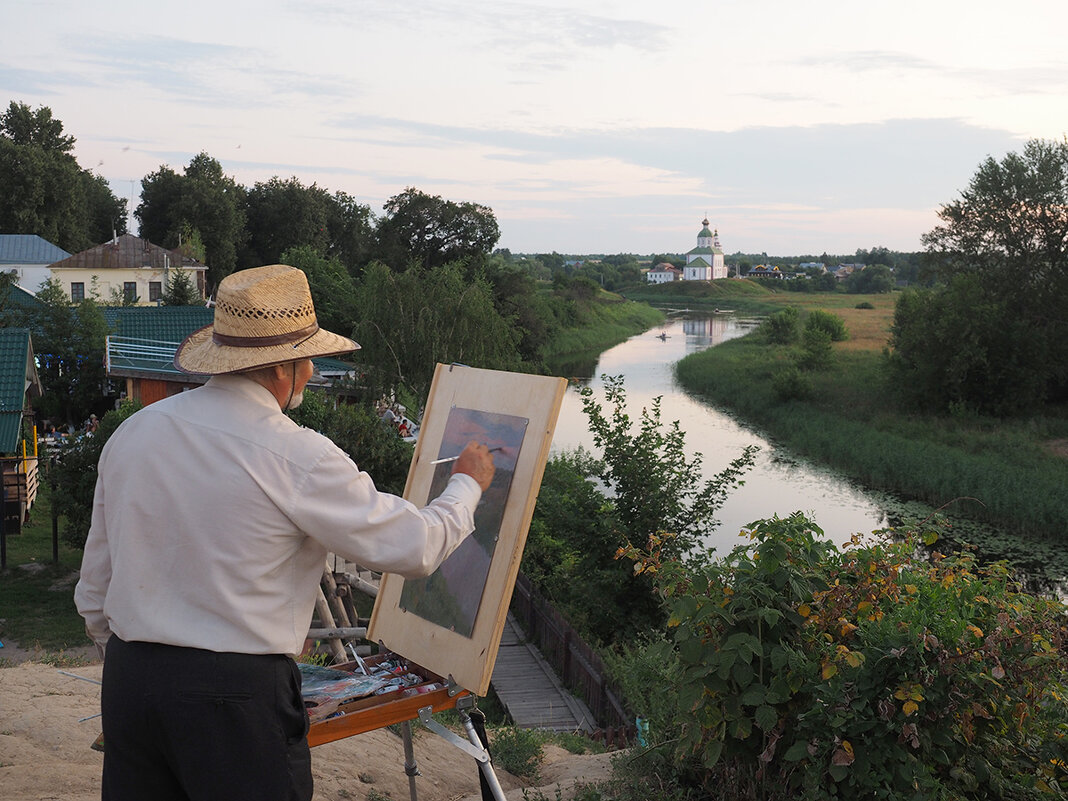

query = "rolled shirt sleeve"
73;475;115;655
286;443;482;579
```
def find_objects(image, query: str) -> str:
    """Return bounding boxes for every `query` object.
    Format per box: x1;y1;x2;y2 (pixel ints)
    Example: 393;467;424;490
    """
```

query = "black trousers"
101;636;312;801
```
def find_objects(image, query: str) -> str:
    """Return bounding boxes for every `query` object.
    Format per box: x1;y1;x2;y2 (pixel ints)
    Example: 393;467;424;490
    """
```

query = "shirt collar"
205;374;284;412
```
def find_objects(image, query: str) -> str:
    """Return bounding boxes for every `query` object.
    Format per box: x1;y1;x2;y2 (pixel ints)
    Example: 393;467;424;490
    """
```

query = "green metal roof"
102;306;214;342
103;309;355;380
0;282;44;311
0;328;40;454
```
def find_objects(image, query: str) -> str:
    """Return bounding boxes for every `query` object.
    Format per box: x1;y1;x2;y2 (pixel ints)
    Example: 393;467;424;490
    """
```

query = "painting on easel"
399;406;527;636
368;364;567;696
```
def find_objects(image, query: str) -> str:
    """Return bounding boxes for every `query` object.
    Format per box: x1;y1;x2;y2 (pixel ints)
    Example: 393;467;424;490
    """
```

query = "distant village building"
748;265;785;280
646;263;682;284
834;263;865;281
48;234;207;305
684;218;727;281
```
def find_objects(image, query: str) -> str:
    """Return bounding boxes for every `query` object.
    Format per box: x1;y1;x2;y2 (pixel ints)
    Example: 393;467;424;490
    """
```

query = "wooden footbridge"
491;614;595;732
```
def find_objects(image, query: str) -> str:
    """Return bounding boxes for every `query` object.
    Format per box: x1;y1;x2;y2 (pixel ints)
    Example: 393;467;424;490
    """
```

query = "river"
549;312;894;558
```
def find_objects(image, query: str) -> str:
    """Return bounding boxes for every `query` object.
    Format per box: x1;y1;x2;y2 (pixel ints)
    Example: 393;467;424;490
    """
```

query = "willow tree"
353;260;521;406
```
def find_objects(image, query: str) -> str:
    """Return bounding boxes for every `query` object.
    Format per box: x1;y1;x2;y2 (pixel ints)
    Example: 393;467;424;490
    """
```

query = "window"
71;282;85;302
123;282;137;303
149;281;162;302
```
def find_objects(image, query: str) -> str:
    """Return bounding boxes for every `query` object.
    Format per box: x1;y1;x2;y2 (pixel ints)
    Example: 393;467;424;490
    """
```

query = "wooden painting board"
367;363;566;696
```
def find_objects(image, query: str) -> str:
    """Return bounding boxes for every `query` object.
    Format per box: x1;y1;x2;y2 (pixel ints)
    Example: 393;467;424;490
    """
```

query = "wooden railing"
1;454;38;535
510;572;635;744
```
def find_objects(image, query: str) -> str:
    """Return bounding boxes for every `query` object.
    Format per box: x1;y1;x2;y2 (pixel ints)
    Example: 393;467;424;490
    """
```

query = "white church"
647;218;728;283
684;218;727;280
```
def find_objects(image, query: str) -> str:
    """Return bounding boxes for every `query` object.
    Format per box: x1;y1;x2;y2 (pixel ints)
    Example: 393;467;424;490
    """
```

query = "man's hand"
452;441;496;492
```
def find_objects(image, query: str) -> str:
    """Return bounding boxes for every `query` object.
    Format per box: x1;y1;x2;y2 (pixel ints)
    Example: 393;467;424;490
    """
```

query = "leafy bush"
618;513;1068;800
524;378;756;645
772;366;812;401
760;307;800;345
490;725;544;779
287;387;413;495
795;327;834;371
804;309;848;342
855;301;875;309
54;400;142;549
580;376;756;564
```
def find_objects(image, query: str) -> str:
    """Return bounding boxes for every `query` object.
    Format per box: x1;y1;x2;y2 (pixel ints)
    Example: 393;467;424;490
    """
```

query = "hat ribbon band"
212;322;320;348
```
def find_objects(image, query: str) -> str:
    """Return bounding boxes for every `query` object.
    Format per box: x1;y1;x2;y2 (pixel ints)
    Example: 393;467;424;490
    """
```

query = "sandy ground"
0;657;618;801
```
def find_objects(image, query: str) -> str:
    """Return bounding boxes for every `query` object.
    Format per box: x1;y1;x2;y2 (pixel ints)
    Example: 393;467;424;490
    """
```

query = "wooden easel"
307;566;508;801
306;653;507;801
309;568;368;663
306;366;566;800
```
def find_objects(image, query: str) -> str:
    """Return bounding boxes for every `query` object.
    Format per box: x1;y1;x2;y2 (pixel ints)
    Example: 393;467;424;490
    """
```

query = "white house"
646;263;682;284
0;235;71;293
47;234;207;305
684;219;727;281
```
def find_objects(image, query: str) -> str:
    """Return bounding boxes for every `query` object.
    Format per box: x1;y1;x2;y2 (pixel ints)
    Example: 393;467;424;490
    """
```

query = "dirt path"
0;659;616;801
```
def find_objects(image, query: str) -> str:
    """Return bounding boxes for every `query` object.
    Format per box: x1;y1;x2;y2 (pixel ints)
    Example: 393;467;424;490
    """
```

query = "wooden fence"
510;572;635;744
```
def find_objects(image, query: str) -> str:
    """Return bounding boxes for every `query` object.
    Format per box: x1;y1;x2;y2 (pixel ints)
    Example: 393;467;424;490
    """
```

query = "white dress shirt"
74;375;480;657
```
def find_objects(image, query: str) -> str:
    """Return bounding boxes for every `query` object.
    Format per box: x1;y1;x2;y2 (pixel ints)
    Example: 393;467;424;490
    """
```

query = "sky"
3;0;1066;257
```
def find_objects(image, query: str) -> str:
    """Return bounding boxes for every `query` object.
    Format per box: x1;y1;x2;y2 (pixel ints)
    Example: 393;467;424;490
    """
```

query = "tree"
0;102;127;252
374;188;500;272
285;388;411;497
279;245;357;335
844;264;894;294
888;138;1068;413
483;259;553;365
54;401;142;549
353;260;520;403
160;267;202;306
31;278;113;427
0;102;75;152
242;176;331;268
888;276;1049;415
136;152;246;286
536;251;567;275
323;190;375;276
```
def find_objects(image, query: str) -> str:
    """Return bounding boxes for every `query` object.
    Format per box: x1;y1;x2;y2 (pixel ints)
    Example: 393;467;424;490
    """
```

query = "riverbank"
541;289;664;378
543;289;665;359
673;290;1068;588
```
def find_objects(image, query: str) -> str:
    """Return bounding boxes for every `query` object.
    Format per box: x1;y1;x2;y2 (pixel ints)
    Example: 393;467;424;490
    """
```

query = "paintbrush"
429;446;502;465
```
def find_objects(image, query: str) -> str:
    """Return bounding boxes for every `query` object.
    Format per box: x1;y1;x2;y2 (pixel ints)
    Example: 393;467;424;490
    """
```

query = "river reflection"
549;313;890;557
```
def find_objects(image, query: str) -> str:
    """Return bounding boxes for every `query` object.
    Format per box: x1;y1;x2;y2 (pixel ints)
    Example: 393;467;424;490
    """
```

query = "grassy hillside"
623;277;777;308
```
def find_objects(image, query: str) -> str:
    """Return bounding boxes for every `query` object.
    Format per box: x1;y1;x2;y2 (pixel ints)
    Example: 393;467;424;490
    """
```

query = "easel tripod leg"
401;720;420;801
459;709;507;801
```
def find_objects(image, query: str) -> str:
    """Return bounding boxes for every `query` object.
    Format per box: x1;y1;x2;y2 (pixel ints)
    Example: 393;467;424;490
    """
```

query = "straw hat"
174;264;359;375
